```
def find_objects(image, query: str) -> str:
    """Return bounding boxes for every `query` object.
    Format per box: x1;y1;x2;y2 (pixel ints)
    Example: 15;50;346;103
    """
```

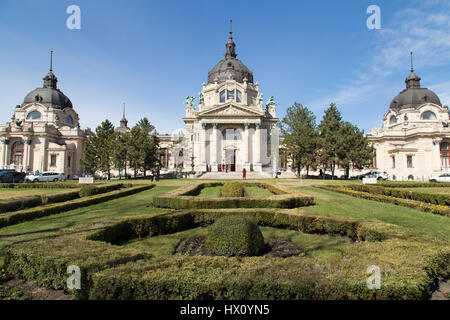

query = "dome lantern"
207;20;254;85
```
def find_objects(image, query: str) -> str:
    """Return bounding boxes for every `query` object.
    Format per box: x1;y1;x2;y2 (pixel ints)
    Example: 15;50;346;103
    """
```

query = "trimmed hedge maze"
7;208;445;300
3;181;449;300
153;182;314;209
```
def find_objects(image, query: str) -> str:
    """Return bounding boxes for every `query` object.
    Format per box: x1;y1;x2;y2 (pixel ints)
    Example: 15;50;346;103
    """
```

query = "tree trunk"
331;161;335;180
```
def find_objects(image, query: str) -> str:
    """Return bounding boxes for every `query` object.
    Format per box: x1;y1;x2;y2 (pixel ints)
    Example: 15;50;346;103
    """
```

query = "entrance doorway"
225;149;236;172
10;141;24;166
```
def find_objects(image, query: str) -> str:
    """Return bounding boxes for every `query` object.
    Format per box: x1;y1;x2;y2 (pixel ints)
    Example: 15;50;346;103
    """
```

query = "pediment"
199;104;264;117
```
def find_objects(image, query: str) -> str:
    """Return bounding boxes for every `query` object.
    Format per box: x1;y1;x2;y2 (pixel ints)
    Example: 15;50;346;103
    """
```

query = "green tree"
82;120;116;178
95;120;117;179
81;133;100;175
318;103;342;179
126;118;160;178
112;132;129;179
279;103;318;178
336;122;374;179
137;118;160;176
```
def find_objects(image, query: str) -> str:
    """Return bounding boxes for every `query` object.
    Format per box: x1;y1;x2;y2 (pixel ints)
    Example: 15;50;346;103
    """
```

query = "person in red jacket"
242;168;246;179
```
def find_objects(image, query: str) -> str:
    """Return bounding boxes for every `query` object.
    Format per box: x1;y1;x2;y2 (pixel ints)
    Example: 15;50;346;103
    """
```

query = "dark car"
0;171;26;183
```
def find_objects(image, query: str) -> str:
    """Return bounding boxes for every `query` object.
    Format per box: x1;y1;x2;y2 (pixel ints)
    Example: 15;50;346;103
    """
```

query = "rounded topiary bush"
206;215;265;257
221;182;245;197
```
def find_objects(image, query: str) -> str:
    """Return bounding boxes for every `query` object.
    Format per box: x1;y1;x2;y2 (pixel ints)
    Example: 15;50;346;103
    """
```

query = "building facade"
181;27;279;177
367;57;450;181
0;55;89;177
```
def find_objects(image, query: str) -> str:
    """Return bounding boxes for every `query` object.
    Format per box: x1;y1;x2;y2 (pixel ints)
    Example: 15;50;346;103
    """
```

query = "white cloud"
309;0;450;115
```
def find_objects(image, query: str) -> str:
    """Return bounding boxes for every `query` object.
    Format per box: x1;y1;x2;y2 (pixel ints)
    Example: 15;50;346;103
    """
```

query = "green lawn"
0;185;176;265
198;186;222;198
289;185;450;243
0;188;75;200
244;186;273;197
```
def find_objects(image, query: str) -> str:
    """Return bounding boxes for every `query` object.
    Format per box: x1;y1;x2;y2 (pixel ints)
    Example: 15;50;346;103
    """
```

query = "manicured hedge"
87;209;403;245
378;181;450;188
155;195;313;210
3;236;150;299
0;182;79;189
348;184;450;206
4;208;448;300
86;245;449;300
221;182;245;197
206;216;265;257
180;182;287;197
316;185;450;217
154;182;313;210
0;185;154;228
0;183;129;214
0;191;81;214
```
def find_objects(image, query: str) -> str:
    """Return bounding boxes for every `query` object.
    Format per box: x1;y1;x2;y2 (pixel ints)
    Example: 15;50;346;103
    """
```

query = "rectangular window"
50;155;57;167
391;156;395;168
407;155;413;168
220;90;225;103
227;90;234;100
236;90;242;103
68;156;71;168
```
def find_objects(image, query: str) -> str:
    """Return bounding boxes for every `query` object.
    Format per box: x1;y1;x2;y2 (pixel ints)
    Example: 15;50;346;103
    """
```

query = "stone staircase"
199;171;273;179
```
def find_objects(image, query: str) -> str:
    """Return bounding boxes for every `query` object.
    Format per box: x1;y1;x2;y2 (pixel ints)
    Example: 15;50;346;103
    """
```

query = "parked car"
71;174;80;181
0;170;26;183
429;173;450;183
25;172;66;182
361;171;389;180
101;173;109;180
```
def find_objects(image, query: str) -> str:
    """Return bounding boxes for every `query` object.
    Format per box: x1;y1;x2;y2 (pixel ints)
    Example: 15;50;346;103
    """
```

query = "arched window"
389;115;397;125
10;141;24;166
441;142;450;167
65;115;74;125
408;175;414;181
26;111;41;120
421;111;437;120
236;90;242;103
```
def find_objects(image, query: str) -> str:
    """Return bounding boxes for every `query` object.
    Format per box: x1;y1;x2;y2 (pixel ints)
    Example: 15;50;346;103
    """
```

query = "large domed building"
181;22;279;177
0;52;89;177
368;53;450;181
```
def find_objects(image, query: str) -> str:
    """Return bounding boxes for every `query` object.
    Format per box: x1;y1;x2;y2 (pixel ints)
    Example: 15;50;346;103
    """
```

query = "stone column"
23;138;32;172
433;138;442;173
243;123;250;171
0;139;8;169
4;139;10;169
199;123;207;172
41;138;47;172
253;123;262;172
211;123;218;171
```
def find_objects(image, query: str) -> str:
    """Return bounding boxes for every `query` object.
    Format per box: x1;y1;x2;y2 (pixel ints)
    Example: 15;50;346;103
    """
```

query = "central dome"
390;56;441;110
207;28;253;84
23;70;73;110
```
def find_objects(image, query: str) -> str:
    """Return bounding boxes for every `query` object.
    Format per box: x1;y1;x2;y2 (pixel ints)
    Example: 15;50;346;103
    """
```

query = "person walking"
242;168;247;179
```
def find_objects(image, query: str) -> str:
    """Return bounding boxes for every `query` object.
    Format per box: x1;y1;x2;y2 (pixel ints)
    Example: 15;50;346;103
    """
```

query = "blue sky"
1;0;450;134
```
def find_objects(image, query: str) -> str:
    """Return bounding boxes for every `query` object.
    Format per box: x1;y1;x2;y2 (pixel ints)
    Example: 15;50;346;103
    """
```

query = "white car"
26;172;66;182
363;171;389;181
429;173;450;183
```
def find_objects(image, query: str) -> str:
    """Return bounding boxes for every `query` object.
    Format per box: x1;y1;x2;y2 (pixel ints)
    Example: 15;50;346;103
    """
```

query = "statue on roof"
265;96;277;108
184;96;195;108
